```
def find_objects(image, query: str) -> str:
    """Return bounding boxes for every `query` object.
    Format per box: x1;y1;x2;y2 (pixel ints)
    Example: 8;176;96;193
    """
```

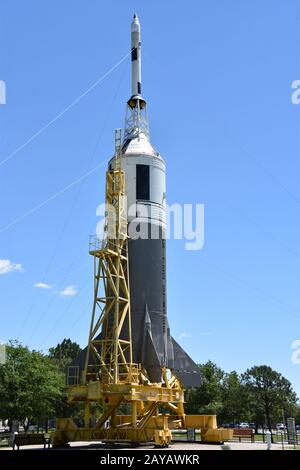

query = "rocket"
74;15;200;387
108;14;200;385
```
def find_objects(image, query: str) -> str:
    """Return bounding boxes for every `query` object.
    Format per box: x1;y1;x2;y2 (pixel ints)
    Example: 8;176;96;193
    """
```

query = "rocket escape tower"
51;14;233;447
125;13;148;142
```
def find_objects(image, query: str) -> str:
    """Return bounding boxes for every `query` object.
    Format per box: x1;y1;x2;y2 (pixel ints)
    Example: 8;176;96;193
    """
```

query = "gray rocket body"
109;138;170;383
108;139;200;385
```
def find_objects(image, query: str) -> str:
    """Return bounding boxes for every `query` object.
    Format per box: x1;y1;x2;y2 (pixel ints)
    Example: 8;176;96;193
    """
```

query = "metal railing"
66;366;80;386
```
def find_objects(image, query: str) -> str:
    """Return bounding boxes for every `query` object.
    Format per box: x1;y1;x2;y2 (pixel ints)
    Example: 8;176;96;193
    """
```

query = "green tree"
185;361;224;415
0;340;64;430
241;365;298;433
48;338;81;372
219;371;251;425
48;339;83;419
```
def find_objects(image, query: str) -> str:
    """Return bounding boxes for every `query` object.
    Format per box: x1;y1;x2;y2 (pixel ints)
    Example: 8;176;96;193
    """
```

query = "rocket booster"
73;14;200;387
119;15;200;385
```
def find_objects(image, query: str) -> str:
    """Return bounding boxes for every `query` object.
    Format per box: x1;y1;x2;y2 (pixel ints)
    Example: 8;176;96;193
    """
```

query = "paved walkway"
0;441;294;451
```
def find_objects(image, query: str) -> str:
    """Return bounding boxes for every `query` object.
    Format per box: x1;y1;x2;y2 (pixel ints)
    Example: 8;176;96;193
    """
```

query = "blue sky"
1;0;300;394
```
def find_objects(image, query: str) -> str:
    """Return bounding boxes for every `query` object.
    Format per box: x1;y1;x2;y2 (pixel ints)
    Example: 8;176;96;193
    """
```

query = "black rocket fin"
170;337;201;387
144;304;151;327
141;304;163;383
144;330;159;364
141;305;159;365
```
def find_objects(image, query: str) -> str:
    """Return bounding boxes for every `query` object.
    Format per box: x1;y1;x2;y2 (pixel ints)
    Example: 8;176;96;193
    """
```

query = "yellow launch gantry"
51;130;232;447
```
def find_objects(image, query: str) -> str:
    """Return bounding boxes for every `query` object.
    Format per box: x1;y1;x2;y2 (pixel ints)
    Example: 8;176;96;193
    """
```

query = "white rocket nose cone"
131;13;140;31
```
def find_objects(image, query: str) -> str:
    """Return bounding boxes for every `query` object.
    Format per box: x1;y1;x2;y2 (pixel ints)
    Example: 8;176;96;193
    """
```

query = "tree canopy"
241;365;298;431
185;361;224;415
48;338;81;372
185;361;299;428
0;340;64;427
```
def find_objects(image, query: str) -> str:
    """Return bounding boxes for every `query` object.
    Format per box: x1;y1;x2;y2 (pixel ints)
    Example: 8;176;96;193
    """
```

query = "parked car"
276;423;286;431
28;425;38;432
239;422;249;429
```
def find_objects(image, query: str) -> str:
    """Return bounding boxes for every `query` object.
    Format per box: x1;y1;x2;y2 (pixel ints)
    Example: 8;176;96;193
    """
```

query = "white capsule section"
125;155;166;226
108;137;166;229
